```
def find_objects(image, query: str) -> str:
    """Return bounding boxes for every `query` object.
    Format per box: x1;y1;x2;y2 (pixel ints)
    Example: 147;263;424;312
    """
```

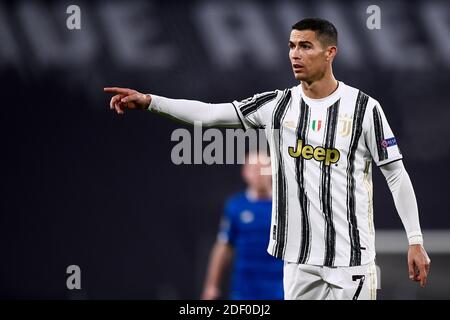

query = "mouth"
292;64;304;72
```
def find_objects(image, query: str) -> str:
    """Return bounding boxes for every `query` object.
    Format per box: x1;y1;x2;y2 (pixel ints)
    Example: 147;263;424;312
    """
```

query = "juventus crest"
339;114;353;137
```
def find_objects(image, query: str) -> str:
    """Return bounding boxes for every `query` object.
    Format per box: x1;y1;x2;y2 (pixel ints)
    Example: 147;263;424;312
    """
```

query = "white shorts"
283;261;378;300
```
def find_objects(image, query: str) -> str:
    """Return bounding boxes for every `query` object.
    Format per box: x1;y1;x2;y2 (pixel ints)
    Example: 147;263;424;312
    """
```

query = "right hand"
104;87;151;115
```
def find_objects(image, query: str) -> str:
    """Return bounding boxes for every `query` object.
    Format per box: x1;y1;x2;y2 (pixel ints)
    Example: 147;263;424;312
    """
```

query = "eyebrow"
289;40;313;46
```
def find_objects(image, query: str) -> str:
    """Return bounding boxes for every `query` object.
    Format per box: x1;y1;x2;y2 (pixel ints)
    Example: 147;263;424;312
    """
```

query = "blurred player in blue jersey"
201;151;283;300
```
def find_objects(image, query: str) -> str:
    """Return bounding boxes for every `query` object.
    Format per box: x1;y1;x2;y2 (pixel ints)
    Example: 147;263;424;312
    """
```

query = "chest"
233;204;272;232
280;98;357;152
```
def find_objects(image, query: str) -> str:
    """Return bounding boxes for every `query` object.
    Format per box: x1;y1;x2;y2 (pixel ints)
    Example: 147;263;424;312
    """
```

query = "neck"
248;187;272;200
301;69;338;99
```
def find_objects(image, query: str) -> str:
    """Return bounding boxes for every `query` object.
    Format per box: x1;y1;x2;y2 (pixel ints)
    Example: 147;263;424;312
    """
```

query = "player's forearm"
203;242;233;289
380;161;423;245
148;95;242;128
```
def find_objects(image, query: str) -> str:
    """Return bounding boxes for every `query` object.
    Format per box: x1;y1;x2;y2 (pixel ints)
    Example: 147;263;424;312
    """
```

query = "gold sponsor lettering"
288;139;340;166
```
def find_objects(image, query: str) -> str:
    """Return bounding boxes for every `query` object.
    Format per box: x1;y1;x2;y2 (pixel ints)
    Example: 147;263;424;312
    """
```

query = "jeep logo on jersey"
288;139;340;166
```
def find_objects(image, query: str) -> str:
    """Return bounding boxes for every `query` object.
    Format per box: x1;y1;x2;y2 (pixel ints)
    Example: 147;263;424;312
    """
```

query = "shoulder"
341;82;379;111
258;87;296;109
278;86;298;98
235;89;289;124
237;88;291;105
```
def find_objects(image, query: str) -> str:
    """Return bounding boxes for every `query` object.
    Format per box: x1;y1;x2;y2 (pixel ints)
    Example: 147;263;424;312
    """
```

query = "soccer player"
202;152;283;300
104;18;430;300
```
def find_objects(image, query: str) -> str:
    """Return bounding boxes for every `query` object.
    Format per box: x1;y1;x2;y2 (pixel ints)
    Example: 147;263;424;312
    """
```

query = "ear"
326;46;337;61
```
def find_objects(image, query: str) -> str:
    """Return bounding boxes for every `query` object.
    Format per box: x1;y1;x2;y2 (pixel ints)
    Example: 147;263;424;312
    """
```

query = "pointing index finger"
104;87;132;95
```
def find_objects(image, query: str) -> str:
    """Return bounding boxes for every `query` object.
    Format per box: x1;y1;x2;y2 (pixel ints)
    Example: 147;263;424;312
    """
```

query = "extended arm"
149;95;242;127
104;87;242;128
201;241;234;300
380;160;431;287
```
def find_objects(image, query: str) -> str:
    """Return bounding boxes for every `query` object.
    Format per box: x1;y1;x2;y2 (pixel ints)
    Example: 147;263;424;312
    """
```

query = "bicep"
364;103;403;166
207;102;243;128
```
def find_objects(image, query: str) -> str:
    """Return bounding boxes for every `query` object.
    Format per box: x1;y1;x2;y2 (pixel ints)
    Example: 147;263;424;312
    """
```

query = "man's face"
242;154;272;191
289;29;332;83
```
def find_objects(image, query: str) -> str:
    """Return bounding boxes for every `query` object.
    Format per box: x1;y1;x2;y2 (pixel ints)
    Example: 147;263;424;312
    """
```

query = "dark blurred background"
0;0;449;299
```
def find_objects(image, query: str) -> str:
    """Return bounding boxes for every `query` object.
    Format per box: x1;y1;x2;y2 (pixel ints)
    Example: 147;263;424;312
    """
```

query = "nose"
290;48;301;60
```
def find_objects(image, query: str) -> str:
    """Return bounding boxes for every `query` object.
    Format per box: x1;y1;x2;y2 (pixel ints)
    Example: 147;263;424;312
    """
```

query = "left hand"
408;244;431;287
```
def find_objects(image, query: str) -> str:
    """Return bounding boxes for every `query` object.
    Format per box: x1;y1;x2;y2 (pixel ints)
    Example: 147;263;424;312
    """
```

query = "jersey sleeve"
232;90;280;129
364;102;403;166
217;199;237;246
149;95;242;128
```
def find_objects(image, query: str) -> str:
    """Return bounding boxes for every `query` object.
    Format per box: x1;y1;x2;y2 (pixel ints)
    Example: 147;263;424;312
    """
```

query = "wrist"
145;94;152;110
408;234;423;246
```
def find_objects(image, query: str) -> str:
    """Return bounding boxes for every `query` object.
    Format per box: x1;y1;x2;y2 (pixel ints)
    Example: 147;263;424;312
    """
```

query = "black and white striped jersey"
232;82;403;267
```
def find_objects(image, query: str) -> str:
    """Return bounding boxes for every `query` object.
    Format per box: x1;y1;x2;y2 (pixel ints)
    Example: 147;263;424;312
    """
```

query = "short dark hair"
292;18;338;47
